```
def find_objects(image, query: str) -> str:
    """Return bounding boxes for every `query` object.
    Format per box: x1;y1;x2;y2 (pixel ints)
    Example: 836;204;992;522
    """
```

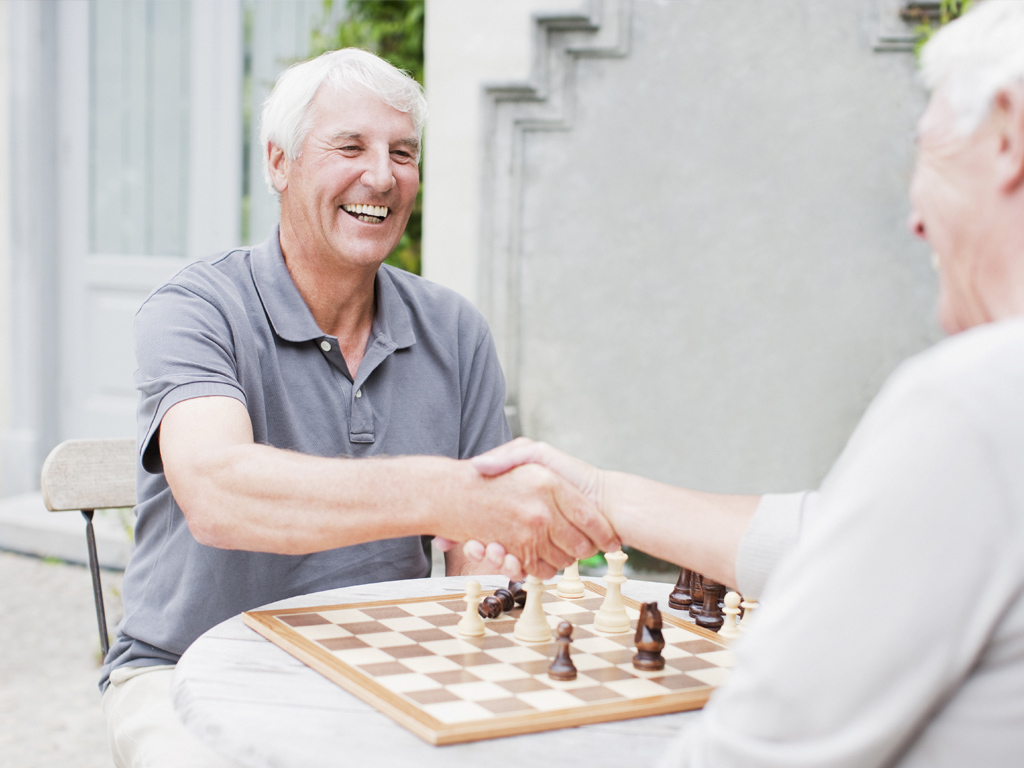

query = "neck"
278;223;379;376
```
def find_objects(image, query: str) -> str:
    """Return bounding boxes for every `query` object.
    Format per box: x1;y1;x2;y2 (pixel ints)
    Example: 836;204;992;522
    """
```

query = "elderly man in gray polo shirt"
99;49;617;768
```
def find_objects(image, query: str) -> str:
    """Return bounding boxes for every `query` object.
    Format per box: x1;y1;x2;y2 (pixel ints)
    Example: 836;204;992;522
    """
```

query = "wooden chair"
40;438;136;657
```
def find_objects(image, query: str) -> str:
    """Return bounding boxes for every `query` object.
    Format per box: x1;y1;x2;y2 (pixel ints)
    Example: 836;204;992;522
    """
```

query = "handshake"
437;438;618;580
439;438;755;589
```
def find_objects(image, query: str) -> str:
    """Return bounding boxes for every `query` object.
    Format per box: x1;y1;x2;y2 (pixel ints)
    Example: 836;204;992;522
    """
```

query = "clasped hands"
439;438;619;579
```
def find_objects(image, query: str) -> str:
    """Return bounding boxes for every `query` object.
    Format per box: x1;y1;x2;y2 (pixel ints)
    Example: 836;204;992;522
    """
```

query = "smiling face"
272;85;420;275
908;91;997;334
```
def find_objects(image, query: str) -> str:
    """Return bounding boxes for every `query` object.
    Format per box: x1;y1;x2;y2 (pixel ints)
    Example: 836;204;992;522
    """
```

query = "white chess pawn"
718;591;742;639
556;560;586;599
457;579;486;637
593;550;631;633
514;575;553;643
739;598;759;633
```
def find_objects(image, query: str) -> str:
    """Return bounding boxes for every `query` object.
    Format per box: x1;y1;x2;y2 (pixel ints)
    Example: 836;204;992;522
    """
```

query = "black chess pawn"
633;602;666;671
478;586;517;619
693;578;725;632
548;621;577;681
667;567;692;610
508;580;527;608
688;572;705;619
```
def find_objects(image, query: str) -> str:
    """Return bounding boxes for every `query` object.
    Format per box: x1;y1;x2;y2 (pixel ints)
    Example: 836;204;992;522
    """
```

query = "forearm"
600;470;760;588
170;443;463;554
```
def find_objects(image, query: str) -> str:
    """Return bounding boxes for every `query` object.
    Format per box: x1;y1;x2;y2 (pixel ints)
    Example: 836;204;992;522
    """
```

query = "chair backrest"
40;438;137;512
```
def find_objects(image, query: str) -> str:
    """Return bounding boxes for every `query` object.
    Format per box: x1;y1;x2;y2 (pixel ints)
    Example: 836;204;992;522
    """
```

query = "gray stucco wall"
498;0;939;493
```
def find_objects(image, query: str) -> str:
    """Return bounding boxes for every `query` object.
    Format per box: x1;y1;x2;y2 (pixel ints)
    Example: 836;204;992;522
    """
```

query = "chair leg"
82;510;110;658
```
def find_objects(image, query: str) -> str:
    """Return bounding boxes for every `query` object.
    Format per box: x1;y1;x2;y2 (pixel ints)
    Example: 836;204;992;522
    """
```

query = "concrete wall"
424;0;940;494
0;2;9;494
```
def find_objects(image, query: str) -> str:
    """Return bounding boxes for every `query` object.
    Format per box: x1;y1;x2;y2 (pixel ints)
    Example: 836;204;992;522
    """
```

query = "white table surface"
173;575;704;767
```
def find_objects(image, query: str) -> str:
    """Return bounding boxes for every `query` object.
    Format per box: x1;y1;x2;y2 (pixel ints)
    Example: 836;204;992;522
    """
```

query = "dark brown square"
646;673;705;691
583;666;635;682
445;653;498;667
497;678;551;693
319;636;369;651
358;661;411;677
383;645;434;659
469;635;516;650
437;599;466;612
478;697;538;714
512;660;552;675
343;620;390;635
406;688;461;705
487;619;518;635
608;633;636;647
278;613;330;627
666;656;715;673
568;686;624;702
360;606;413;620
421;613;462;627
679;639;723;654
595;649;635;665
427;670;481;685
578;598;605;610
403;628;452;643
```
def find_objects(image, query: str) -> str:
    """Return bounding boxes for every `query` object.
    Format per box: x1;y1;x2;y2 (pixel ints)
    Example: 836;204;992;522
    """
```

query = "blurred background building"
0;0;940;508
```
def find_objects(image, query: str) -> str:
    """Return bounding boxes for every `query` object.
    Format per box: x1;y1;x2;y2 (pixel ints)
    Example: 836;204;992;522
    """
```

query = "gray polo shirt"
101;228;511;688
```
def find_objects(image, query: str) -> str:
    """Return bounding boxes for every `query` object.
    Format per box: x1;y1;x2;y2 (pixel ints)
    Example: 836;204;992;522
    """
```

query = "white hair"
920;0;1024;134
259;48;427;194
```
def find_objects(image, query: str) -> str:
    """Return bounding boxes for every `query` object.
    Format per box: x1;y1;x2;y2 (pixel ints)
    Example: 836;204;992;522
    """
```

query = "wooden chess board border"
242;582;728;745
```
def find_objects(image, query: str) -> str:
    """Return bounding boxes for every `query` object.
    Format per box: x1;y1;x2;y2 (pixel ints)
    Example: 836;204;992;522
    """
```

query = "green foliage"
911;0;973;56
311;0;425;275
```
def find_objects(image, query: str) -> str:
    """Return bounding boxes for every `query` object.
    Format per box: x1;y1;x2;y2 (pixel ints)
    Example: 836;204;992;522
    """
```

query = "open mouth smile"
341;204;389;224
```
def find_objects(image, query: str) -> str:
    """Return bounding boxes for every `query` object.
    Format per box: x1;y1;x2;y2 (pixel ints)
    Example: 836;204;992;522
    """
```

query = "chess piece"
508;580;527;608
632;602;666;671
547;621;577;680
693;578;725;631
739;598;759;633
718;591;742;639
457;580;486;637
688;571;705;619
556;560;586;599
478;586;517;619
667;567;692;610
513;575;553;642
594;549;631;633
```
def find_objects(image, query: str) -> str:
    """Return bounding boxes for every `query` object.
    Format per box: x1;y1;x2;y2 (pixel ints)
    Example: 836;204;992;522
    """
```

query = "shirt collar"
251;226;416;350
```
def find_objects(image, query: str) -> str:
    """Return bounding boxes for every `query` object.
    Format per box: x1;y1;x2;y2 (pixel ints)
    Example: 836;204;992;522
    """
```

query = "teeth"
342;204;389;219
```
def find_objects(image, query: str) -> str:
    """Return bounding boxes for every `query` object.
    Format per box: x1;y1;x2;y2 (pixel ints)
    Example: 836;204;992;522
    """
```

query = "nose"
907;209;927;241
360;148;395;193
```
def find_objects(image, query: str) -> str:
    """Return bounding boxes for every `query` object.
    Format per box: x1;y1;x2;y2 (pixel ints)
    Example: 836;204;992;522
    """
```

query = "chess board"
242;581;734;745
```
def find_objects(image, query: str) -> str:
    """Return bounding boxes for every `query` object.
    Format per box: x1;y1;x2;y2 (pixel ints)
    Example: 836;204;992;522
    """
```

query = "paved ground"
0;551;123;768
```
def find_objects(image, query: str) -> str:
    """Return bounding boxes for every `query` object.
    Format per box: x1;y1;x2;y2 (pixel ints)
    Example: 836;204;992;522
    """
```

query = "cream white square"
518;688;586;711
697;650;735;667
359;631;417;649
398;655;462;674
571;654;613;672
572;636;626;654
484;645;547;664
378;673;442;694
423;700;496;724
604;677;671;698
687;666;732;686
467;663;531;682
331;647;394;665
421;638;486;656
378;616;436;632
400;601;456;617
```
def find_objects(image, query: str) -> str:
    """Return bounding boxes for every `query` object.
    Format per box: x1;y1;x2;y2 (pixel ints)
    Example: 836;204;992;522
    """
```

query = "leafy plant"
311;0;425;275
903;0;973;56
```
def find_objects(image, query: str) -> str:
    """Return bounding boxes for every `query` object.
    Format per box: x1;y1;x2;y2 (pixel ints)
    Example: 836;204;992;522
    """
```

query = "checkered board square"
242;581;734;745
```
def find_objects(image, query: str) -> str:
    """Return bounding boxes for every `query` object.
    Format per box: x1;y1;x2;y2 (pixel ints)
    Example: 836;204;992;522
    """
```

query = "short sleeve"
456;314;513;459
134;283;247;473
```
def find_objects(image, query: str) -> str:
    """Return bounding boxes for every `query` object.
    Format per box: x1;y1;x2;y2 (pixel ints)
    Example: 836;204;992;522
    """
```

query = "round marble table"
173;575;701;767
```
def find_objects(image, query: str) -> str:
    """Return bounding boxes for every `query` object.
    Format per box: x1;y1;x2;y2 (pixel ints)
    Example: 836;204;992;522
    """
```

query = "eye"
391;149;414;162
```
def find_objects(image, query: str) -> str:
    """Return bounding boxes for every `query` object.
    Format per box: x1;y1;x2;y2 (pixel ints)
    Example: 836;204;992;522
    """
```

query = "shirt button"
320;340;331;352
355;389;362;398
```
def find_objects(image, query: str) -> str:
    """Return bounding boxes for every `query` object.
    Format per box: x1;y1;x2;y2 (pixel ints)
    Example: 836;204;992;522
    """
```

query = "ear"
266;142;289;194
992;84;1024;194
